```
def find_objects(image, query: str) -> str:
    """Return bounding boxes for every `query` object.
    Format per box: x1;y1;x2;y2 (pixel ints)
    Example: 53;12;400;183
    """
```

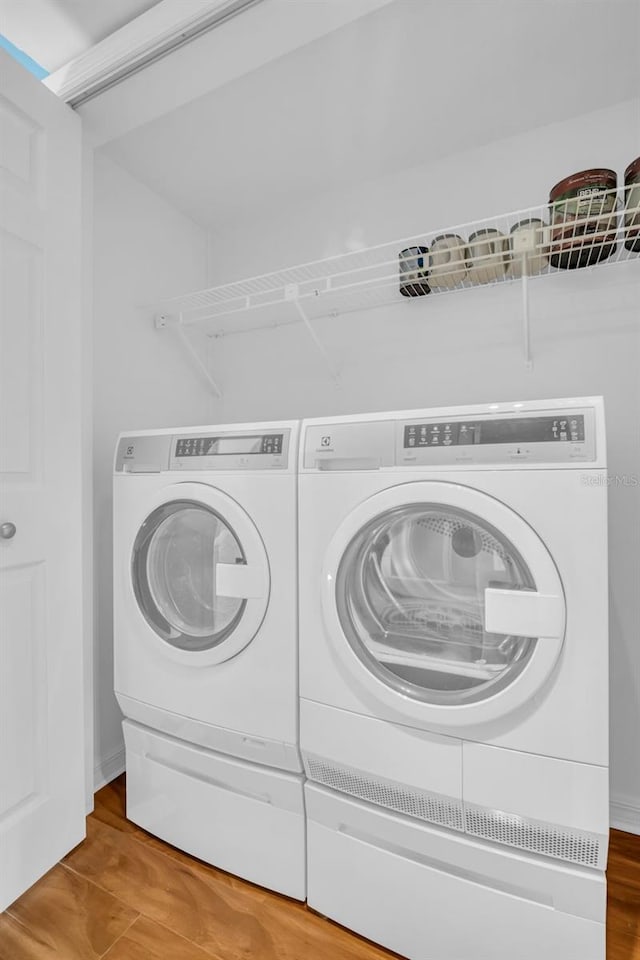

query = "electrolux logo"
321;436;331;447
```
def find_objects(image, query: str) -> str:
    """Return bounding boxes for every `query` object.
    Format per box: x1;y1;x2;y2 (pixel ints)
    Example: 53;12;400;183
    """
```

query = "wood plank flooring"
1;773;638;959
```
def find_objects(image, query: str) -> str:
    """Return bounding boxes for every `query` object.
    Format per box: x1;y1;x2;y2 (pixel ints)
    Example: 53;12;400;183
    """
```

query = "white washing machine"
298;398;609;958
113;420;305;899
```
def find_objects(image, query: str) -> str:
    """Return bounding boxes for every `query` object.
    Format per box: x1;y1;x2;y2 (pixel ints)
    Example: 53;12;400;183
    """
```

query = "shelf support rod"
521;261;533;371
174;317;223;398
293;300;340;382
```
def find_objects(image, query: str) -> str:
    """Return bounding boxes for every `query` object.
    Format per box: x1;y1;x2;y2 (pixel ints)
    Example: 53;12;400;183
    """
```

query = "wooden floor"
1;774;639;959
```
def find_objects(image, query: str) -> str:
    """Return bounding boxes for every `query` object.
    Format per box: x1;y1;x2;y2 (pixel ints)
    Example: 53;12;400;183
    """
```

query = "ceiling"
0;0;159;71
102;0;640;231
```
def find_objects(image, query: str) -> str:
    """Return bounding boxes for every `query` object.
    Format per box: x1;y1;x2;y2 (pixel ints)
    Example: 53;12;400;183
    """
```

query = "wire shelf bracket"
156;313;223;398
290;290;341;383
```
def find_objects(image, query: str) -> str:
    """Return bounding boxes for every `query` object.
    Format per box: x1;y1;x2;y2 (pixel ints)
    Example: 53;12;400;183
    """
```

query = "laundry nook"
0;2;638;959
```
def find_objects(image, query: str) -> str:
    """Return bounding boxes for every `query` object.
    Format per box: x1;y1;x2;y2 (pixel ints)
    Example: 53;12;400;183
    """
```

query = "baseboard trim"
94;747;126;793
610;795;640;835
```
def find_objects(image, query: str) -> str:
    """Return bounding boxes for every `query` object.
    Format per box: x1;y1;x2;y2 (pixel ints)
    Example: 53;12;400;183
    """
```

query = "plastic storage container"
399;246;430;297
508;219;548;278
624;157;640;253
428;234;468;290
467;229;509;284
549;169;617;269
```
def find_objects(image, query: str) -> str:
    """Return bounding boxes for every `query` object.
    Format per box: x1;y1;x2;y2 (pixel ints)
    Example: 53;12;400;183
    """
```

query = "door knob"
0;522;16;540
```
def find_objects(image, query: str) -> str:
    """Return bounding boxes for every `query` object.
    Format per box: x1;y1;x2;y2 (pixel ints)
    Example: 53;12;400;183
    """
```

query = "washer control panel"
116;429;291;472
174;433;283;459
170;428;289;470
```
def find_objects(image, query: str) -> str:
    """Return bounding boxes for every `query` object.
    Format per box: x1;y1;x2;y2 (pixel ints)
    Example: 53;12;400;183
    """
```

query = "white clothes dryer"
113;420;304;899
298;398;608;958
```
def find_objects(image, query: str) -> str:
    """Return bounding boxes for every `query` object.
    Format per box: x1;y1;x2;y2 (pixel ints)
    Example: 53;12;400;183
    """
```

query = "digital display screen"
404;416;585;448
175;434;283;457
215;438;263;455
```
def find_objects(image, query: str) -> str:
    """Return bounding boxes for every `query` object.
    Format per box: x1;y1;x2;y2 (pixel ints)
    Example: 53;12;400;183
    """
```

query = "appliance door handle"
215;562;267;599
484;588;564;638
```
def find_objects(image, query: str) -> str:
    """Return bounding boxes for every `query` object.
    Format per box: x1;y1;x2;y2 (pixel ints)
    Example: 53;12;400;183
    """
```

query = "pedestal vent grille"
305;755;464;832
464;803;605;868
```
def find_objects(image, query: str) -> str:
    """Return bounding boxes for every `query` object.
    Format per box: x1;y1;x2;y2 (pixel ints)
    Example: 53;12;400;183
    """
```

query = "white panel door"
0;49;85;910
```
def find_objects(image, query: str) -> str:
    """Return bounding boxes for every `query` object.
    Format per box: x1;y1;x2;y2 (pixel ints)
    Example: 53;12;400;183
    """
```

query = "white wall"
205;99;640;831
92;154;212;790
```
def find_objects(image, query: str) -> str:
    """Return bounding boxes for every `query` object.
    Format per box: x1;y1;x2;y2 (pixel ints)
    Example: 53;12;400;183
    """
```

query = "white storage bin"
306;783;605;960
124;720;306;899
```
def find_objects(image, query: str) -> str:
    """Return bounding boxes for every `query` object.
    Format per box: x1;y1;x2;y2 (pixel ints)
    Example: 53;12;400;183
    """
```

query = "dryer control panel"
398;409;596;465
116;428;292;472
303;404;599;469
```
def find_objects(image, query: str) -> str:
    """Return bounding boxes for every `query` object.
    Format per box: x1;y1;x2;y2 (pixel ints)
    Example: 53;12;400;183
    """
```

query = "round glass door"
132;499;246;651
335;503;538;705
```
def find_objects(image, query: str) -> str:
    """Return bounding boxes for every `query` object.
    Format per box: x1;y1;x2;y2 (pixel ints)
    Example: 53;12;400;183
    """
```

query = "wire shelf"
150;187;639;393
151;187;639;336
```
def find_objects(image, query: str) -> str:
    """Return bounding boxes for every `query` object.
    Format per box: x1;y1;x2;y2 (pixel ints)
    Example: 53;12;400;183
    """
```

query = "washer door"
131;483;269;665
323;481;566;726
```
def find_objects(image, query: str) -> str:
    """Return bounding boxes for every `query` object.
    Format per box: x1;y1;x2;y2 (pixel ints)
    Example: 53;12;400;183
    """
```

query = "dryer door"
131;482;269;665
323;481;565;727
